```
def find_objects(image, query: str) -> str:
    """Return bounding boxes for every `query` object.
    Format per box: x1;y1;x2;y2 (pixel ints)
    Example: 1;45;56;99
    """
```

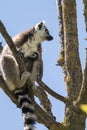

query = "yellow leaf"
80;104;87;113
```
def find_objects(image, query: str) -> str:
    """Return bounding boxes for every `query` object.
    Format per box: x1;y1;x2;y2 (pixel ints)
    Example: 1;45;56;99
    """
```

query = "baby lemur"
0;21;53;130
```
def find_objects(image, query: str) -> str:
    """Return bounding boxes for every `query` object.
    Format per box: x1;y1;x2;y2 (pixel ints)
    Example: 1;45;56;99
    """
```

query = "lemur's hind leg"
0;54;30;91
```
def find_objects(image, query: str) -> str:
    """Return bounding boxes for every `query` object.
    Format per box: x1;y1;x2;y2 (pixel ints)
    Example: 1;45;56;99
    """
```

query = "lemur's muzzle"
46;35;53;41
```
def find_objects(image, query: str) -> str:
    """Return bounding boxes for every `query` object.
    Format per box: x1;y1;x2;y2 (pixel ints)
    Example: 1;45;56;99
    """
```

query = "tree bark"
57;0;86;130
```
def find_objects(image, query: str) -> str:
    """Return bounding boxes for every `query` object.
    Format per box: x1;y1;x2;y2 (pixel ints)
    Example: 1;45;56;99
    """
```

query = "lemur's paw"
20;71;30;87
22;71;30;79
29;52;39;59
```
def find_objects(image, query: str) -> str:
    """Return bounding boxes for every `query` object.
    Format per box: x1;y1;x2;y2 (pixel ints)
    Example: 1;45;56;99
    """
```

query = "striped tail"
14;88;37;130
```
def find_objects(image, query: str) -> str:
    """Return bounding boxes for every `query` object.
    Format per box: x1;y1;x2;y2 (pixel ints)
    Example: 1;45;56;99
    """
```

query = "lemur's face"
35;21;53;41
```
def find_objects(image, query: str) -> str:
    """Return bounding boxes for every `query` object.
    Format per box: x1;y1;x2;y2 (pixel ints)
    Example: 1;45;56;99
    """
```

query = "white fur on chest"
20;41;39;58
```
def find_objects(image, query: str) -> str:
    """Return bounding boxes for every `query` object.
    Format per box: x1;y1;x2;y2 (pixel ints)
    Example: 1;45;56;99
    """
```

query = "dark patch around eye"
45;29;49;34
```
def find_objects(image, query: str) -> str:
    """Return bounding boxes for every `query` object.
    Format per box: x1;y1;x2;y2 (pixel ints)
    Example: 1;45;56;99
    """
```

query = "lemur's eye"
45;29;49;34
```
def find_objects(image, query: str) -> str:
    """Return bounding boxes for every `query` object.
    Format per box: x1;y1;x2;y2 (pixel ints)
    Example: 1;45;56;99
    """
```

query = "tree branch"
37;80;66;103
33;85;54;117
34;101;66;130
83;0;87;32
0;75;18;105
0;20;34;100
0;20;26;73
56;0;64;66
62;0;82;100
75;49;87;105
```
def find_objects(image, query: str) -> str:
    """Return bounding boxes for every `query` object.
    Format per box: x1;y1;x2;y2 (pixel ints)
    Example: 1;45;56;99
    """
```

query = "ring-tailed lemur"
0;21;53;130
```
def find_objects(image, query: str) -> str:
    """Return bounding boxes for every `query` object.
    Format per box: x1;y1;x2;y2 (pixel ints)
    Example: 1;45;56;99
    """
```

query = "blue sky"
0;0;87;130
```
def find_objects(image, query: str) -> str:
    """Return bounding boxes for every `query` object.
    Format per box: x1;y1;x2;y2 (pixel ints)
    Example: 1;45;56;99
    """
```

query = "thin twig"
56;0;64;66
37;80;66;103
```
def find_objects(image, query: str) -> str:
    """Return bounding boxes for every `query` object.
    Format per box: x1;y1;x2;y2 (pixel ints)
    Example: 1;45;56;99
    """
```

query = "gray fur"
0;21;53;91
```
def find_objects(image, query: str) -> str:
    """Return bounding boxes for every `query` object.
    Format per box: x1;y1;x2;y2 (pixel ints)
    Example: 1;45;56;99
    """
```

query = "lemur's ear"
35;21;45;30
38;21;45;30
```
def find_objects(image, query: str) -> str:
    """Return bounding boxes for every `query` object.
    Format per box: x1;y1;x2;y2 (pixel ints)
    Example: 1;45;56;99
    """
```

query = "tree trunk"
58;0;86;129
